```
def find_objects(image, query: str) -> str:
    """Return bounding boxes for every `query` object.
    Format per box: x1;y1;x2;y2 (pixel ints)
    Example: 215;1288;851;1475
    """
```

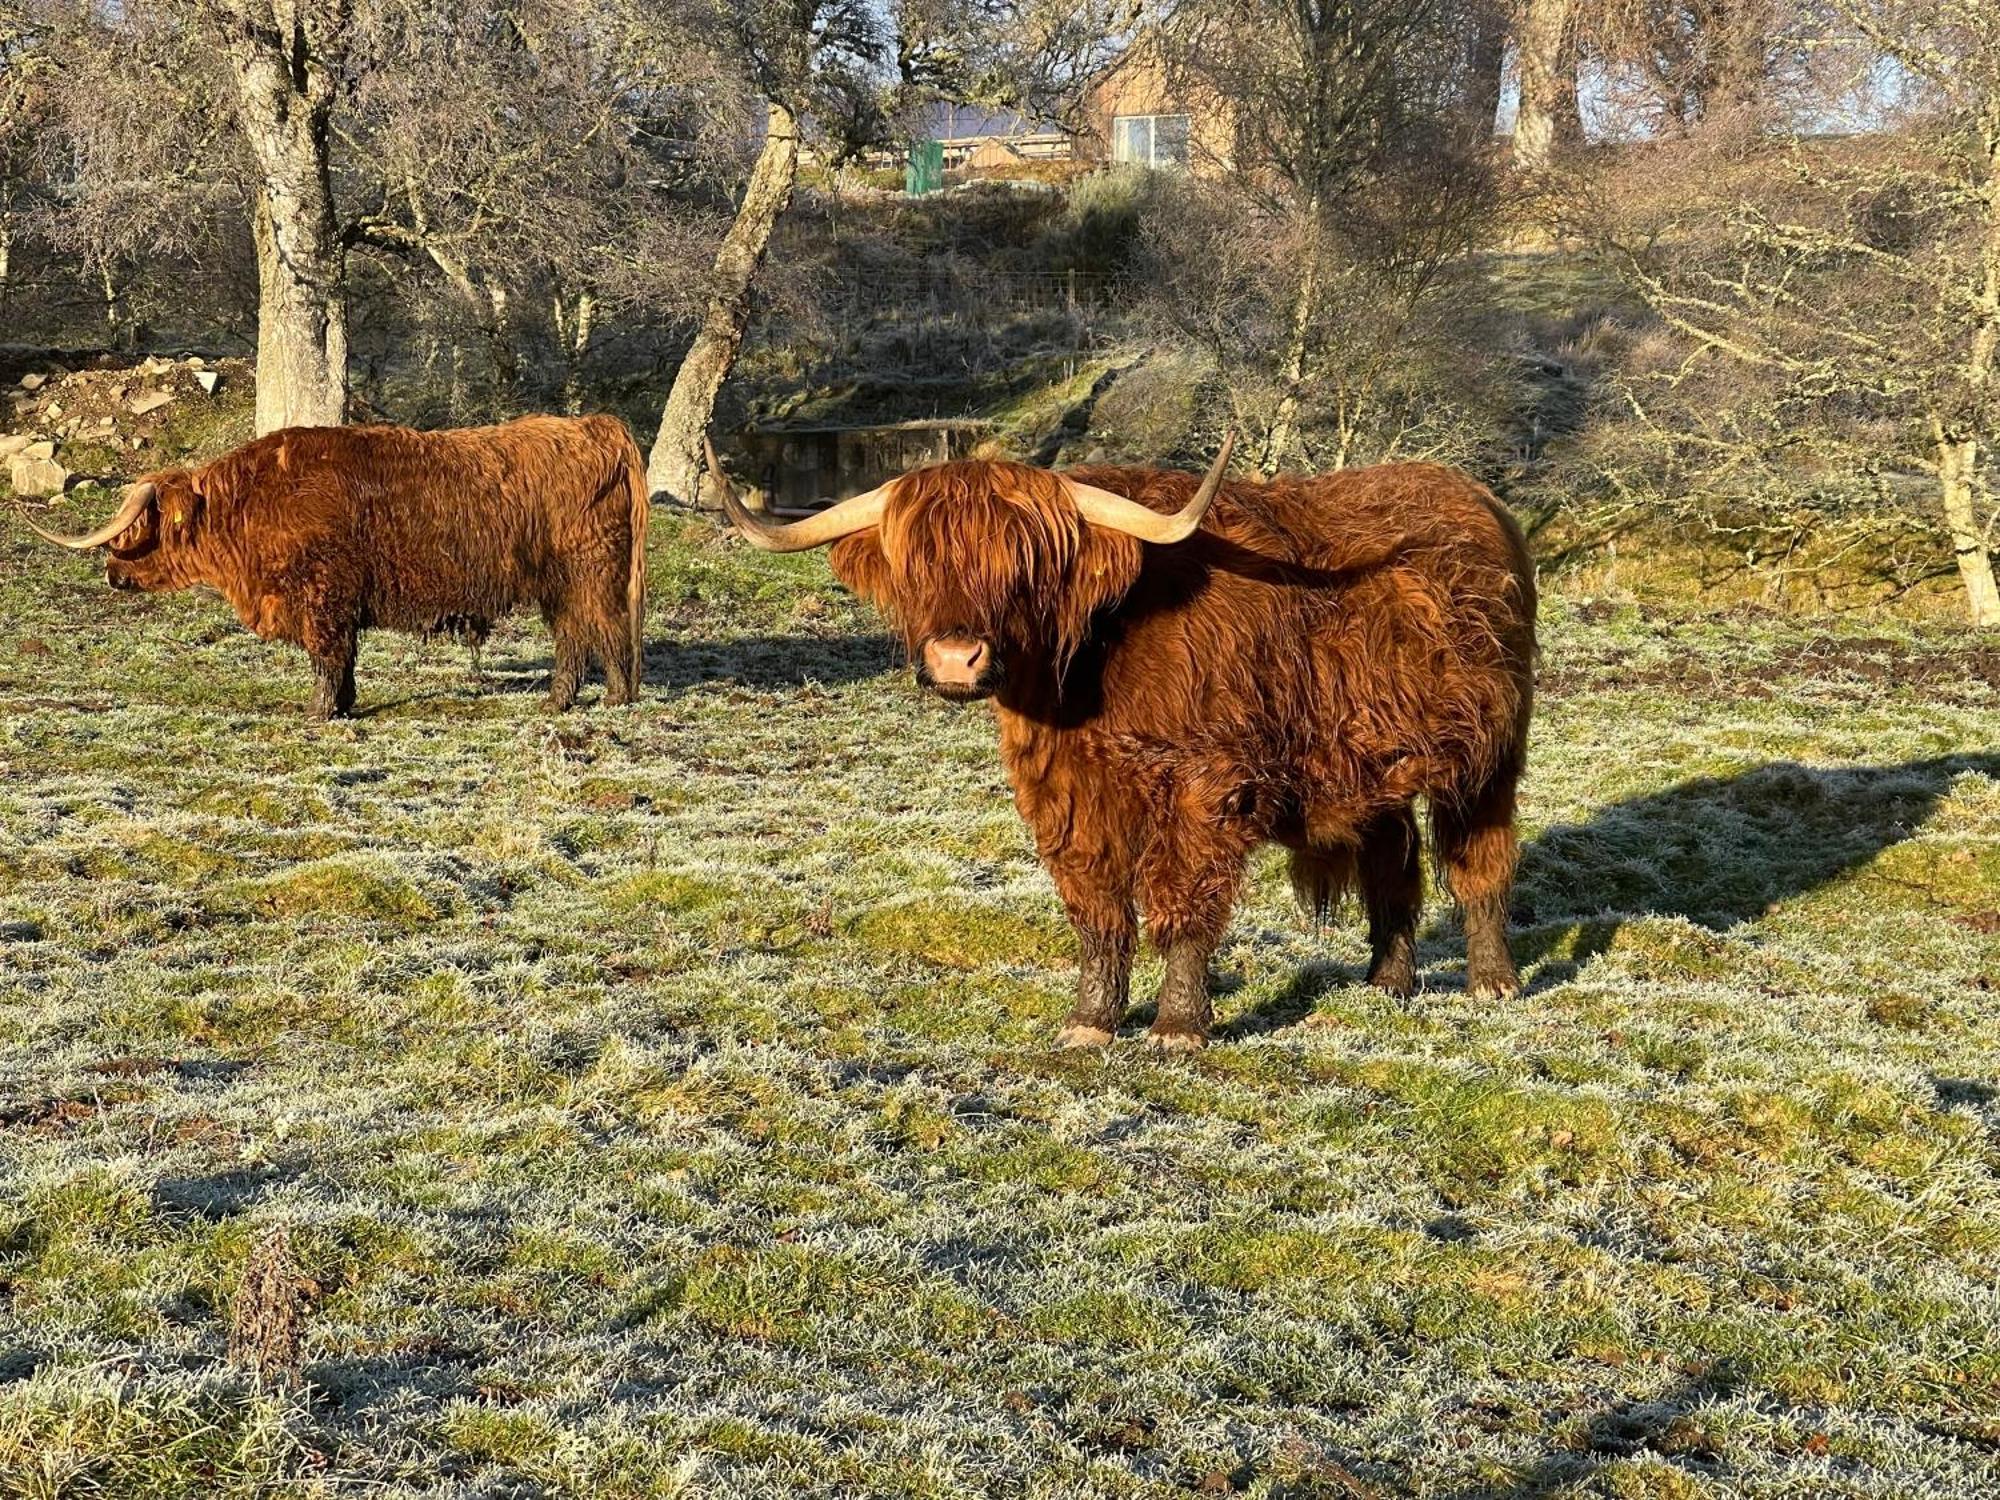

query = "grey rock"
9;453;70;497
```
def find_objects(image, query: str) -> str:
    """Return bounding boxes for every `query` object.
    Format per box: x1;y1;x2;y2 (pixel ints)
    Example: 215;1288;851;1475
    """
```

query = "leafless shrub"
1551;0;2000;623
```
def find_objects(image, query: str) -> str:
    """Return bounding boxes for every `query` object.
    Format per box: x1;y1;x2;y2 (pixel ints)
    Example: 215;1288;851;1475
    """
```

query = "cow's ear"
828;531;892;607
1053;527;1141;665
167;488;204;532
1070;527;1143;614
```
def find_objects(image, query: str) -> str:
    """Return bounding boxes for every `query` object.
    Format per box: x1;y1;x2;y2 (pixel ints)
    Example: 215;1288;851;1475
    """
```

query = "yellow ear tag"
173;511;186;526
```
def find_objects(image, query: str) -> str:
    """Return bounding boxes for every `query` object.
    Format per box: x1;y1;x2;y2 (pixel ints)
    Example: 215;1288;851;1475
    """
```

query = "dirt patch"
1774;636;2000;693
1542;632;2000;703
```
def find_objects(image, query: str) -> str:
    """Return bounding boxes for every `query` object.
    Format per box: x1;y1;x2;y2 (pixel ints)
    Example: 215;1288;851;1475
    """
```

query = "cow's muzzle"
916;635;1000;702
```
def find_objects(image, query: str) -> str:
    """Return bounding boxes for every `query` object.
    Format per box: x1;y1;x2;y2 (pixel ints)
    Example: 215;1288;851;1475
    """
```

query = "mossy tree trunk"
646;101;799;507
1513;0;1581;170
1942;89;2000;627
219;0;350;434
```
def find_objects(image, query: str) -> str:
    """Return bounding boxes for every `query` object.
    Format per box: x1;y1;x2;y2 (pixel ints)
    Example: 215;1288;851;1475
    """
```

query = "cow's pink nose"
923;636;987;687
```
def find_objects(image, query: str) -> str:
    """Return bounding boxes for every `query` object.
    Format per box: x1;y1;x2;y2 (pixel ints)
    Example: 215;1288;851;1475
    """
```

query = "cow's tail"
1288;845;1355;928
619;424;649;701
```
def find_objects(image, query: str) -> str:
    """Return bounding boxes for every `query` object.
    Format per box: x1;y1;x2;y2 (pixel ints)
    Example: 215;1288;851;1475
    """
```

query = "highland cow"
716;436;1536;1050
23;416;649;719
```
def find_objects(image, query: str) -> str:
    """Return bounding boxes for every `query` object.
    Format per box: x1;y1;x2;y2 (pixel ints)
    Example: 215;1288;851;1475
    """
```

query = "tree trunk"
487;282;515;395
1465;4;1507;142
1264;225;1322;474
1513;0;1581;170
646;101;799;506
561;290;596;416
221;3;349;434
1936;433;2000;627
1946;92;2000;627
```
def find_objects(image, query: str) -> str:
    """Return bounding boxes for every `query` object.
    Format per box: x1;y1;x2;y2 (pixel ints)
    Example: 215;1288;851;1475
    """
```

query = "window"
1111;113;1191;169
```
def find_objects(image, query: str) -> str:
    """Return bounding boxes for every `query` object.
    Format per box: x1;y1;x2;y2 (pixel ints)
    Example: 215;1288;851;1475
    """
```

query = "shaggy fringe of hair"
836;461;1143;678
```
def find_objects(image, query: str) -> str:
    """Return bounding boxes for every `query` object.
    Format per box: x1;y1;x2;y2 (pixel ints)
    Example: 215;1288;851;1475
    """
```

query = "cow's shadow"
1512;752;1998;968
1226;753;1997;1032
489;630;900;696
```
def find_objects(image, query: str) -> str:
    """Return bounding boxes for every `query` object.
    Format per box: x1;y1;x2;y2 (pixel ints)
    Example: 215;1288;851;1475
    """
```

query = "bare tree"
644;0;872;505
35;0;356;429
0;0;47;314
215;0;354;431
1565;0;2000;624
342;0;728;414
1588;0;1784;139
643;0;1108;505
1144;0;1503;473
36;0;728;427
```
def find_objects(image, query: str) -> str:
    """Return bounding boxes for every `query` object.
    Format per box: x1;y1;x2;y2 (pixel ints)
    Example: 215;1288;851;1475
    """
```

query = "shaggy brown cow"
23;416;649;719
716;438;1536;1050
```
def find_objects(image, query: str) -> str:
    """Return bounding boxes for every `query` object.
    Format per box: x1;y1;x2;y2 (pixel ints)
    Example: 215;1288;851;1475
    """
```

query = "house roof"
915;103;1060;142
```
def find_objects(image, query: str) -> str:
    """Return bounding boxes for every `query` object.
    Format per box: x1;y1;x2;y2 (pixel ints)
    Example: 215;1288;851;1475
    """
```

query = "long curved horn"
21;481;156;550
1063;430;1235;544
708;435;891;553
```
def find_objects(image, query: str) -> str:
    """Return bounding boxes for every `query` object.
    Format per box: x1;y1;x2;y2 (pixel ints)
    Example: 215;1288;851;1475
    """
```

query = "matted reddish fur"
827;457;1536;1047
83;415;649;719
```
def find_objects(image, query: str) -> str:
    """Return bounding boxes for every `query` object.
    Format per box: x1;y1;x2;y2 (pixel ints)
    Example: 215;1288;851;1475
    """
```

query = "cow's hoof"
1467;979;1521;1002
1143;1027;1207;1054
1053;1025;1114;1051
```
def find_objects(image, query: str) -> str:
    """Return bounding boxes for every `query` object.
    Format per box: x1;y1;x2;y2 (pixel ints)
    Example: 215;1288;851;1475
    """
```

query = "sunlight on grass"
1;523;1997;1494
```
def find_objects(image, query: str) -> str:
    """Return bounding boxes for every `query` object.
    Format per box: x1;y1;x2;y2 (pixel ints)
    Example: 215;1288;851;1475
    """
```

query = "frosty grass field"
2;507;1998;1498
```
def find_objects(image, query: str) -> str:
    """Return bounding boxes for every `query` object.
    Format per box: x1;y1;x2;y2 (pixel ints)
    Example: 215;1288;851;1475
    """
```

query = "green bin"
906;139;944;196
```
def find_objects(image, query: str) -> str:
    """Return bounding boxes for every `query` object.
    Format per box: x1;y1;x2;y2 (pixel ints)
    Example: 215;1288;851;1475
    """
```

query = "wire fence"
825;267;1130;322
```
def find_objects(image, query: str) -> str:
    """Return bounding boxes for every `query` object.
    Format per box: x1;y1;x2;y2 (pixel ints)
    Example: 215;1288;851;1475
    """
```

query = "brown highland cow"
23;416;649;719
717;437;1536;1050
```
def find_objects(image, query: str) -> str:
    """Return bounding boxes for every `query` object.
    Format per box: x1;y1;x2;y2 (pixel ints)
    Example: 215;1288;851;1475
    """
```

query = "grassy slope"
1;510;1997;1499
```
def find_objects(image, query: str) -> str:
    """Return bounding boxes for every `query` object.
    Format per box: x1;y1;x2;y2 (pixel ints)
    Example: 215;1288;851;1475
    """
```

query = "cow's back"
1067;460;1536;808
236;417;633;631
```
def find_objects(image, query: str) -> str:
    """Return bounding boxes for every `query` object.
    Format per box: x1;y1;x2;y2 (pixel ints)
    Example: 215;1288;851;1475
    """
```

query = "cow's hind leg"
308;627;358;721
1358;806;1423;997
545;616;588;712
1433;765;1522;1001
587;596;638;707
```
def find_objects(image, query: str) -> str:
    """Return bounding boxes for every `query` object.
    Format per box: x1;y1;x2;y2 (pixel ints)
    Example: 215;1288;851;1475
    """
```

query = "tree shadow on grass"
1445;1366;1744;1497
1511;752;2000;973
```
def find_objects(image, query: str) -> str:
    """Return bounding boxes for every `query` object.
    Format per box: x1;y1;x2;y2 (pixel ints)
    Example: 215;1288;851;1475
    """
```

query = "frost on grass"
1;532;1998;1496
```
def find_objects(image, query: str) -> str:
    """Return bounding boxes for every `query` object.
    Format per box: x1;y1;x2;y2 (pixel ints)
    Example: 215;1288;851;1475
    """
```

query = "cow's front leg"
1138;819;1256;1052
546;623;588;713
1059;920;1134;1049
1150;935;1219;1053
1036;824;1139;1050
